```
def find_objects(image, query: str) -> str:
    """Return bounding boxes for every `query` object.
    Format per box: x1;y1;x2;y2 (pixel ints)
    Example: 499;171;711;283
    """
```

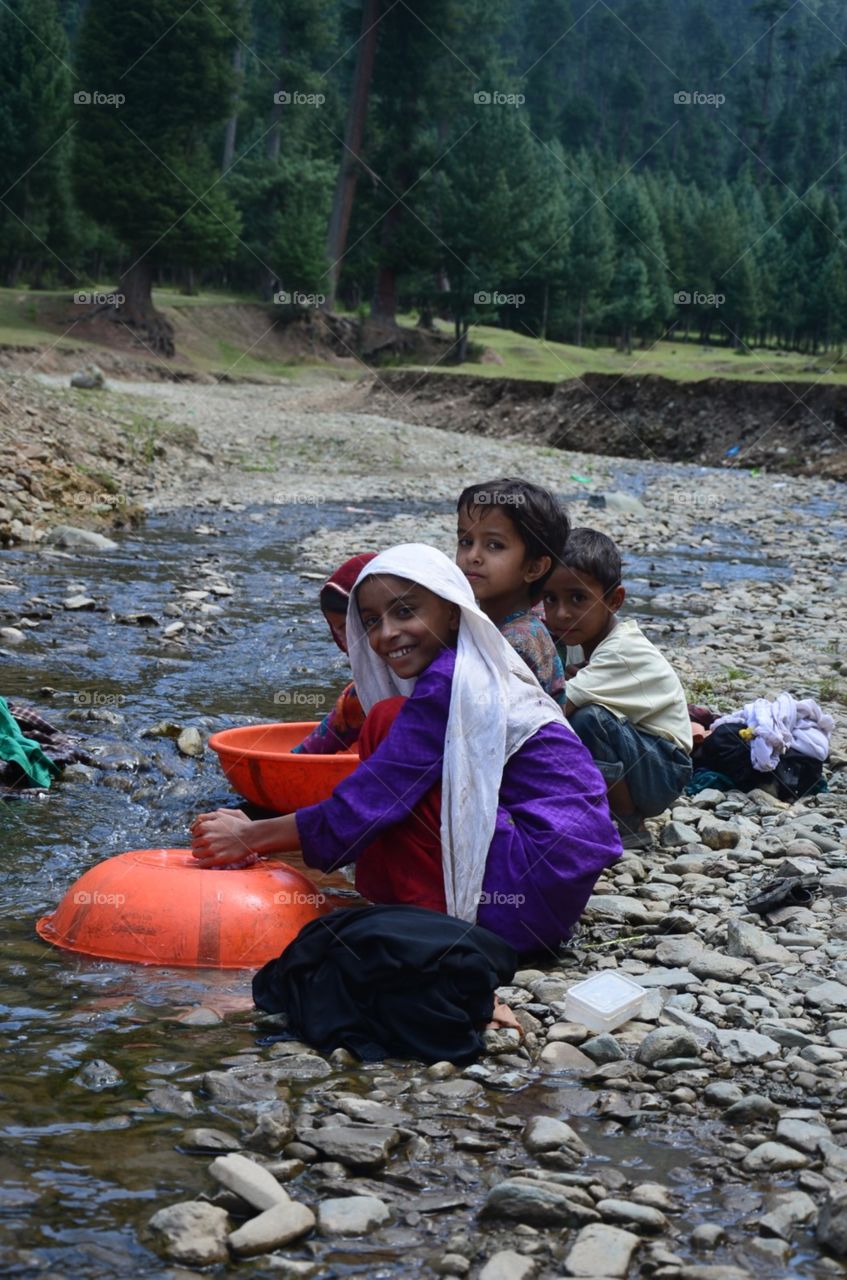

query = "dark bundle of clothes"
253;904;517;1066
0;698;91;792
686;694;833;803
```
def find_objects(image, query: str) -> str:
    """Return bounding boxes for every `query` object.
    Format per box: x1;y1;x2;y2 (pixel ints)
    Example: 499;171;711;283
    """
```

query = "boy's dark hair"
319;585;348;615
560;527;622;595
457;477;570;599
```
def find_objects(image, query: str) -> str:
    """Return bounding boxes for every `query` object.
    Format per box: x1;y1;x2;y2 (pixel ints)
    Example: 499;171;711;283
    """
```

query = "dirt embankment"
364;370;847;479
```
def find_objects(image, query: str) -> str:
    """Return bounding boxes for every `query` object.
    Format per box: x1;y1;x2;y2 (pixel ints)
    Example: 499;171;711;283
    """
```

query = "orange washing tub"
208;722;359;812
36;848;330;968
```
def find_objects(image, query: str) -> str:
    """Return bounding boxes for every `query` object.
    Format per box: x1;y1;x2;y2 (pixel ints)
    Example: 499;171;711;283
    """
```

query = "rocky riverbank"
3;368;847;1277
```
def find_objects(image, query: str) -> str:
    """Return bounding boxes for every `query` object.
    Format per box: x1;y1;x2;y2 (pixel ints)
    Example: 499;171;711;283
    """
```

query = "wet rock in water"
203;1068;281;1103
595;1198;668;1235
817;1185;847;1255
703;1081;744;1108
758;1189;817;1239
522;1116;590;1158
62;594;96;610
179;1127;241;1154
482;1177;600;1227
176;726;204;757
424;1078;483;1101
539;1041;594;1073
70;363;105;389
333;1096;413;1127
741;1141;810;1173
317;1194;391;1235
146;1083;197;1116
635;1027;700;1067
245;1102;294;1153
691;1224;725;1251
264;1053;331;1082
72;1059;124;1091
478;1249;538;1280
208;1152;289;1211
44;525;118;551
228;1198;315;1256
563;1222;640;1277
147;1200;229;1265
307;1124;402;1170
0;626;27;645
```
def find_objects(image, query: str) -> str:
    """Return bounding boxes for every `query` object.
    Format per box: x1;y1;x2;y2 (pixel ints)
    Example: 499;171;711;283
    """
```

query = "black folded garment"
252;904;517;1065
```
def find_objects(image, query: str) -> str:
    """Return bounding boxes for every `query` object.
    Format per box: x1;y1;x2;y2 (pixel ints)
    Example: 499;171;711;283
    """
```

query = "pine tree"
0;0;73;286
72;0;242;354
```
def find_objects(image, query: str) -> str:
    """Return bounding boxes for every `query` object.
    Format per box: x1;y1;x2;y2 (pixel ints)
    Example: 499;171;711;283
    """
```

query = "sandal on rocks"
746;873;819;916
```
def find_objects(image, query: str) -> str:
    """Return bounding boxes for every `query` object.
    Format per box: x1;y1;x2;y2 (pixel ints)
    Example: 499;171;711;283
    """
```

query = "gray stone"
596;1197;668;1234
775;1116;830;1154
70;363;105;389
63;594;96;610
479;1250;537;1280
483;1177;601;1228
72;1059;124;1091
723;1095;779;1126
758;1190;817;1239
703;1082;743;1107
334;1097;412;1127
725;920;794;966
741;1142;809;1173
208;1152;289;1211
818;1186;847;1255
177;726;204;758
44;524;118;551
179;1128;241;1154
586;895;653;925
655;936;705;966
523;1116;590;1157
806;980;847;1009
264;1053;331;1082
539;1042;594;1073
317;1195;390;1235
580;1034;625;1064
146;1084;197;1117
563;1222;640;1277
691;1224;725;1251
635;968;696;989
245;1103;294;1153
483;1249;537;1280
203;1068;279;1103
688;951;753;982
699;817;741;850
228;1199;315;1256
636;1027;700;1067
425;1078;483;1101
676;1269;751;1280
148;1200;229;1265
661;822;702;847
714;1028;781;1064
308;1125;402;1170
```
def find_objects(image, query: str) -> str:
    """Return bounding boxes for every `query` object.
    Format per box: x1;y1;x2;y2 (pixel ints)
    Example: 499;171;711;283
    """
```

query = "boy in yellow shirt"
543;528;692;849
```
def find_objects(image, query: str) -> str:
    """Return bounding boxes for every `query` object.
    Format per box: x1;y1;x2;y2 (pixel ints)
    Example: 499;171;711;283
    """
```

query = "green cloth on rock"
0;697;61;788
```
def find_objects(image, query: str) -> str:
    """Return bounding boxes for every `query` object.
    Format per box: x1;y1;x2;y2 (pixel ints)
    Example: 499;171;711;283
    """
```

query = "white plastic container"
563;971;646;1033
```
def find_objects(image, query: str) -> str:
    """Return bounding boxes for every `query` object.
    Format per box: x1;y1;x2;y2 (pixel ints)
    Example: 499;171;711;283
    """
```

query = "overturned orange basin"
36;848;329;968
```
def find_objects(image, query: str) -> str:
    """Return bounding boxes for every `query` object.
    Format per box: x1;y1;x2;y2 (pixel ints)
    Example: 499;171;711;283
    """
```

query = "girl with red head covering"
291;553;376;754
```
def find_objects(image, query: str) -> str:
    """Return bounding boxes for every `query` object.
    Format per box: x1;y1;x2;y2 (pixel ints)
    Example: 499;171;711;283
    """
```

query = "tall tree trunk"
118;258;174;356
324;0;380;309
221;43;244;172
267;77;284;164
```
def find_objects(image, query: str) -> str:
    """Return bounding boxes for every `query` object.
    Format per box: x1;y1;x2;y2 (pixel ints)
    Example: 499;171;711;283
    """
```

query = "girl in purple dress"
191;546;621;955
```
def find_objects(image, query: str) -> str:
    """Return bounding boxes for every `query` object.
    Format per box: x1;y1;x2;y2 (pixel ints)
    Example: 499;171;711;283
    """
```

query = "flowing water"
0;493;828;1277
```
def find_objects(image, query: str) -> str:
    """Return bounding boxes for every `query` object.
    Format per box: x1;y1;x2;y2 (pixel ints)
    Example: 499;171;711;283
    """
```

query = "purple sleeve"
476;722;621;954
295;649;454;872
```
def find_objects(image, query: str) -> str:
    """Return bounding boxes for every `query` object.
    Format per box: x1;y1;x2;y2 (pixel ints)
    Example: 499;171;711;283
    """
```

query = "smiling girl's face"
356;574;460;678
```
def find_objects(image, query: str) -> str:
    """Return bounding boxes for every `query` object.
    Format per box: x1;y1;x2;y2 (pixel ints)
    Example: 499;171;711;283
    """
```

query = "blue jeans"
569;703;692;819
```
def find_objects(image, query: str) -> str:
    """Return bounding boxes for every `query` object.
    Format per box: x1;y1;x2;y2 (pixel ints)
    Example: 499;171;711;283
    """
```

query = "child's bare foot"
169;994;255;1024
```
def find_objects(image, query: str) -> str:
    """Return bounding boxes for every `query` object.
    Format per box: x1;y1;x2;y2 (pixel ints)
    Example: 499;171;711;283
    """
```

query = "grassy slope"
2;287;847;386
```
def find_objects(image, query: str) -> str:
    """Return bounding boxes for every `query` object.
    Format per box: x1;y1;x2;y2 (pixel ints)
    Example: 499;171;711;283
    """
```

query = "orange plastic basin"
36;848;329;968
208;722;359;812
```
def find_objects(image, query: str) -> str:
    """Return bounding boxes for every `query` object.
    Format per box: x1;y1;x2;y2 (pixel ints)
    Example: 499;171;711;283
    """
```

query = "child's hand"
190;809;258;868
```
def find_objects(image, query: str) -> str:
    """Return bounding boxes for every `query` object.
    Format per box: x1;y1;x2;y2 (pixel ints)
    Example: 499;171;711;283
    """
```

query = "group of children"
191;477;693;957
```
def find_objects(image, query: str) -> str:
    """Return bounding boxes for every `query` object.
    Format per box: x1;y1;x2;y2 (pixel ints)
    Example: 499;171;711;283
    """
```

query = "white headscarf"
345;544;567;922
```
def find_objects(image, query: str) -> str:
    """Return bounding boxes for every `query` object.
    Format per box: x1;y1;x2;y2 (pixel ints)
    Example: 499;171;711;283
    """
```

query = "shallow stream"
0;492;830;1277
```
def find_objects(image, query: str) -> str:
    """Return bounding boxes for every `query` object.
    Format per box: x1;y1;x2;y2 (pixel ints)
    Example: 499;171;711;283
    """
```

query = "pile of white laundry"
714;693;835;773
